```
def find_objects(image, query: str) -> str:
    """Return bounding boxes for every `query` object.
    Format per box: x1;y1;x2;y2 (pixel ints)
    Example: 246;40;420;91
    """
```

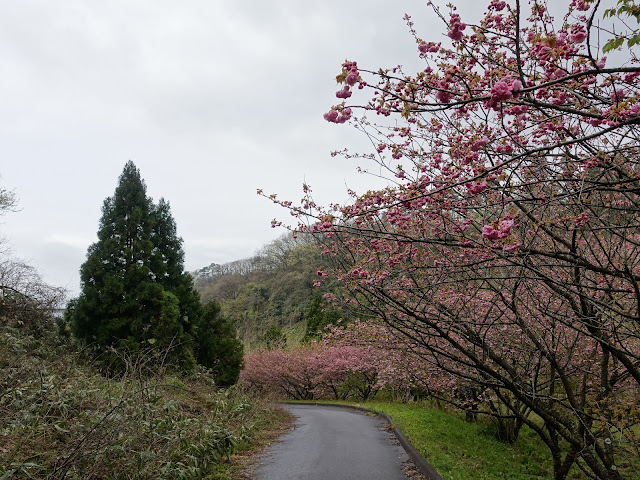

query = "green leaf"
0;470;17;480
603;36;626;53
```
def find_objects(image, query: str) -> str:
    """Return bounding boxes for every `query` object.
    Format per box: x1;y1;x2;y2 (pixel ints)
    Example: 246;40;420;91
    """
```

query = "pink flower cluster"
482;218;514;240
495;144;514;153
569;24;587;44
447;14;466;41
344;61;359;86
611;88;626;103
324;60;361;123
418;41;440;55
324;107;352;124
470;137;489;151
465;180;488;195
621;103;640;119
530;41;553;63
435;80;454;103
488;0;506;11
335;86;352;99
485;79;522;110
574;212;590;227
569;0;591;11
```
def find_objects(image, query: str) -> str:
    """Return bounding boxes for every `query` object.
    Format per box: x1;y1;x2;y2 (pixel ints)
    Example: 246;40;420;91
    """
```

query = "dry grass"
0;325;281;479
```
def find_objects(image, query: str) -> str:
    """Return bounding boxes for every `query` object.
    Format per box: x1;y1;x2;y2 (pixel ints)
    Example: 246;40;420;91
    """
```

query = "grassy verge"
0;326;290;480
366;402;553;480
293;400;577;480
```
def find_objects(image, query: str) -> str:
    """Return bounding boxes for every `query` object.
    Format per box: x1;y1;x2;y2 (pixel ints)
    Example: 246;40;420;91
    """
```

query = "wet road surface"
254;404;410;480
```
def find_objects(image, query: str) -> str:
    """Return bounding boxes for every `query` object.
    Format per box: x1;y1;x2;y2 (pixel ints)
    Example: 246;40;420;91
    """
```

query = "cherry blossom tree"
240;341;393;401
240;347;322;400
264;1;640;478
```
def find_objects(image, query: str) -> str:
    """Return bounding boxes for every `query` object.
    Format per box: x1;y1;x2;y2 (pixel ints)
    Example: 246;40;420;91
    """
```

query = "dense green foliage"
195;301;244;386
71;161;198;369
194;234;348;348
304;293;342;340
70;162;241;379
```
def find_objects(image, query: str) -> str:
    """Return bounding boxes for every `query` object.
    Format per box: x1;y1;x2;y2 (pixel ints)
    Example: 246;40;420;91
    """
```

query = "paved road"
254;404;410;480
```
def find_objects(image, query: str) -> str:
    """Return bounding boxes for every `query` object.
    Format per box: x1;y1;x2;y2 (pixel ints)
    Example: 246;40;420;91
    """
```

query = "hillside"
193;233;346;348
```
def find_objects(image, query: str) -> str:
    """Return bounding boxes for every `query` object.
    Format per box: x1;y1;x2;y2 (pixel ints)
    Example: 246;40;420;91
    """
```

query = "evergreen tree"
304;293;341;340
71;161;198;369
195;301;244;386
150;197;203;360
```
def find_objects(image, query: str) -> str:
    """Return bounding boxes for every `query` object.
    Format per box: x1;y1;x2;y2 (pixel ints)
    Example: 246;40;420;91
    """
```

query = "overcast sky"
0;0;482;296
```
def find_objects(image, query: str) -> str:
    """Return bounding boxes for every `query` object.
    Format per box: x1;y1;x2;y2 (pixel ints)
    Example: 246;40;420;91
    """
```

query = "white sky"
0;0;488;296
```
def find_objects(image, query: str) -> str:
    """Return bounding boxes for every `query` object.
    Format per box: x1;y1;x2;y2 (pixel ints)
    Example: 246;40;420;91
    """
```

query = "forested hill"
192;234;345;348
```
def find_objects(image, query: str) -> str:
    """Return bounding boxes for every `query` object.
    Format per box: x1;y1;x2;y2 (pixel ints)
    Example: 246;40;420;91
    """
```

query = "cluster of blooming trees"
241;320;533;428
240;334;385;402
242;319;443;401
261;1;640;478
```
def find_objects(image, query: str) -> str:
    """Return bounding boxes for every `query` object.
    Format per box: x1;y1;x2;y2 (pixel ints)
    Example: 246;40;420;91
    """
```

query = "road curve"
254;404;410;480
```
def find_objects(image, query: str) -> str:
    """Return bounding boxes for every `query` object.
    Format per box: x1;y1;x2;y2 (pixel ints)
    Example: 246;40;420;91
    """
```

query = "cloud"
0;0;480;294
45;234;93;250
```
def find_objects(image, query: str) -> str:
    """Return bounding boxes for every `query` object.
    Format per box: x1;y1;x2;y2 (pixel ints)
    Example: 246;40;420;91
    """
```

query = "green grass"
366;402;552;480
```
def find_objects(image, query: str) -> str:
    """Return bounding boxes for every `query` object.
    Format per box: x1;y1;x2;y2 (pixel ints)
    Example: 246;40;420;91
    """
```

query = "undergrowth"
0;323;268;479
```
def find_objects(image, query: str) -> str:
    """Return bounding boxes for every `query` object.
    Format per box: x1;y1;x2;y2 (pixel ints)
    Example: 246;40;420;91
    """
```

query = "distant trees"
0;185;64;330
0;185;17;220
240;340;388;402
70;161;241;379
304;293;341;340
0;259;65;330
195;233;348;346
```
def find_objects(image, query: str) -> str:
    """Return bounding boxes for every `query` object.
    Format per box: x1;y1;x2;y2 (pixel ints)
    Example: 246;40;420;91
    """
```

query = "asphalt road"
254;404;410;480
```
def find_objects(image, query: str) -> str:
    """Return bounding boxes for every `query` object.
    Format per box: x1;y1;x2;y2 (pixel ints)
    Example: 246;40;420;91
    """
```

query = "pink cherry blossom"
447;13;466;41
336;86;352;99
346;72;359;86
323;110;339;123
569;24;587;43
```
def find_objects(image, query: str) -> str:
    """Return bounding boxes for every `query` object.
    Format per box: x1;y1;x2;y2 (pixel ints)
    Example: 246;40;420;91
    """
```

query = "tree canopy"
265;1;640;478
71;161;240;378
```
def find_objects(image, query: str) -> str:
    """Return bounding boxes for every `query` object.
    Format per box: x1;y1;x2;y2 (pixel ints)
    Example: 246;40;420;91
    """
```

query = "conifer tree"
72;161;197;369
150;198;203;352
195;301;244;386
304;293;341;340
